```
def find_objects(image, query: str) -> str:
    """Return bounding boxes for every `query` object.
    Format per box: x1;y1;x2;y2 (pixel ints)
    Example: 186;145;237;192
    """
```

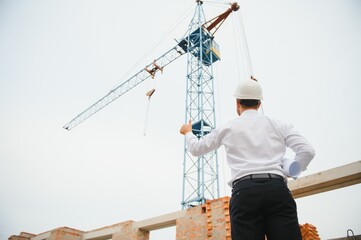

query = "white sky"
0;0;360;239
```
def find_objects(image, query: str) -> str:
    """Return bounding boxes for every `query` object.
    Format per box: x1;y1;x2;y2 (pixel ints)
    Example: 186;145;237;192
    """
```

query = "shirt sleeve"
283;123;315;171
184;128;223;157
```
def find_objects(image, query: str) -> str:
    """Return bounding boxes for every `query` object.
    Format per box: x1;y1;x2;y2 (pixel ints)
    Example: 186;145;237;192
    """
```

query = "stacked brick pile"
300;223;321;240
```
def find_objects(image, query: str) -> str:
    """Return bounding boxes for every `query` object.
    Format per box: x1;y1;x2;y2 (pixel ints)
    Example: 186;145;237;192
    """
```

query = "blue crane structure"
63;1;239;209
179;1;239;208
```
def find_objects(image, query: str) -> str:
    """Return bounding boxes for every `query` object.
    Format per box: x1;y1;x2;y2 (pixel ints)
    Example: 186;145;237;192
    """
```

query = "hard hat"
233;80;263;100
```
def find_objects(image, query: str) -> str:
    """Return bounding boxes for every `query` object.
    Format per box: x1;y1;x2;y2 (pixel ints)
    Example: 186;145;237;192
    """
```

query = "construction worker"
179;79;315;240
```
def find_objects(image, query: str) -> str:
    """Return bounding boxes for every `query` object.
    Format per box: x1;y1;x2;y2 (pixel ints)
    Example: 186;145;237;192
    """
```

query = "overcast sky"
0;0;360;239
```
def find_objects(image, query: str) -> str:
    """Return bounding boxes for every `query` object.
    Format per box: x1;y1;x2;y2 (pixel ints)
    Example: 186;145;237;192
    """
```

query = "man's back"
220;109;288;186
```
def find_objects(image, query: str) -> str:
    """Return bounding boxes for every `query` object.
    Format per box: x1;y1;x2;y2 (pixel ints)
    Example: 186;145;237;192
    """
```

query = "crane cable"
232;9;264;114
142;4;194;136
113;3;194;93
238;11;254;77
219;6;263;195
143;89;156;136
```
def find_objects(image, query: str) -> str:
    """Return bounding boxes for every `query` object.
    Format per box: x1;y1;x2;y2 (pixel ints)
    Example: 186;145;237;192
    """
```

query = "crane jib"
63;45;185;130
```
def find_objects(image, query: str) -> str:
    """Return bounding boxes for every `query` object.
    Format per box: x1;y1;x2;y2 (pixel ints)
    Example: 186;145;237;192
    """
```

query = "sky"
0;0;360;239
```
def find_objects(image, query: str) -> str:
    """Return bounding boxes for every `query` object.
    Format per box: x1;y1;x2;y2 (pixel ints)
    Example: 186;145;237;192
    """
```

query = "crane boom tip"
231;2;239;11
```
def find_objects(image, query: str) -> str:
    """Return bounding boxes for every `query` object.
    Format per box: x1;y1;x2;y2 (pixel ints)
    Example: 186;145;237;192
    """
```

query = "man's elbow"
297;146;315;171
188;148;203;157
305;145;315;160
187;144;205;157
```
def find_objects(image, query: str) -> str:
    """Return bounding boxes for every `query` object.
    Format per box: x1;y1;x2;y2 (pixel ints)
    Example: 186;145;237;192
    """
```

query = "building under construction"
9;161;361;240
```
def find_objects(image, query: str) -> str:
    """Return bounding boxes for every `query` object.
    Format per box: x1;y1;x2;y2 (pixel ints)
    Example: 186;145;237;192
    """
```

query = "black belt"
232;173;284;187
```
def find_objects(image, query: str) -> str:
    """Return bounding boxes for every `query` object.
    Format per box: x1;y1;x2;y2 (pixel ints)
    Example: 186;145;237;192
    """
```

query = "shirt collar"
240;109;260;117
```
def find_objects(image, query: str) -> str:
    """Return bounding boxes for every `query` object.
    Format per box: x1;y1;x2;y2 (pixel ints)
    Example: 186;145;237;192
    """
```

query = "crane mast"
63;1;239;209
179;1;238;208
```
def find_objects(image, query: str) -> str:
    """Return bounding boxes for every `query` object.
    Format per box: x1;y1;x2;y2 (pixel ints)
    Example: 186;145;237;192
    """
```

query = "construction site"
2;0;361;239
8;161;361;239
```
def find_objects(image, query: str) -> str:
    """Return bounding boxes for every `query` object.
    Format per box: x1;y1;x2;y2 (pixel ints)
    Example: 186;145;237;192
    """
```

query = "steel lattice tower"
62;0;238;210
180;1;220;208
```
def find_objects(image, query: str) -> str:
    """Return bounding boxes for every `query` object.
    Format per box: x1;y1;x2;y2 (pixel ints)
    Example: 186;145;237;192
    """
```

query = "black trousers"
230;178;302;240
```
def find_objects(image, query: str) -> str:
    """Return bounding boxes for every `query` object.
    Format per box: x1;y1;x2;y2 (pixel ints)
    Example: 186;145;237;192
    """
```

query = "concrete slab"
133;210;186;231
288;161;361;198
83;223;123;240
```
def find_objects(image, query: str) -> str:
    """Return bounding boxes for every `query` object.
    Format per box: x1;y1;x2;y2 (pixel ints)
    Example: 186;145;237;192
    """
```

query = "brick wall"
49;227;83;240
112;221;149;240
9;232;36;240
176;197;231;240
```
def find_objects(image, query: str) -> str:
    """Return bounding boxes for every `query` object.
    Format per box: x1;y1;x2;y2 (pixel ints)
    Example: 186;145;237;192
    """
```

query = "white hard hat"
233;80;263;100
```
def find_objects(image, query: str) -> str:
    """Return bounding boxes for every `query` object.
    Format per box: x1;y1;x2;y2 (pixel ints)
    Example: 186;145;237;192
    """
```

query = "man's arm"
285;125;315;171
179;120;222;157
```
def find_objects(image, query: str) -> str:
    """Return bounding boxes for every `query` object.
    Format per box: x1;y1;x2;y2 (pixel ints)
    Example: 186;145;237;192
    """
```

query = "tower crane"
63;1;239;209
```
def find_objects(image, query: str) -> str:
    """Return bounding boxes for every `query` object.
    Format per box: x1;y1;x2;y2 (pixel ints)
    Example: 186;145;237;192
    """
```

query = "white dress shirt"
185;109;315;187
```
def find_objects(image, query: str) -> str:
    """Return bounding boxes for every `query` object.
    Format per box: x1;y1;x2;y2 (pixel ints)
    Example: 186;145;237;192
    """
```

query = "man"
179;79;315;240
